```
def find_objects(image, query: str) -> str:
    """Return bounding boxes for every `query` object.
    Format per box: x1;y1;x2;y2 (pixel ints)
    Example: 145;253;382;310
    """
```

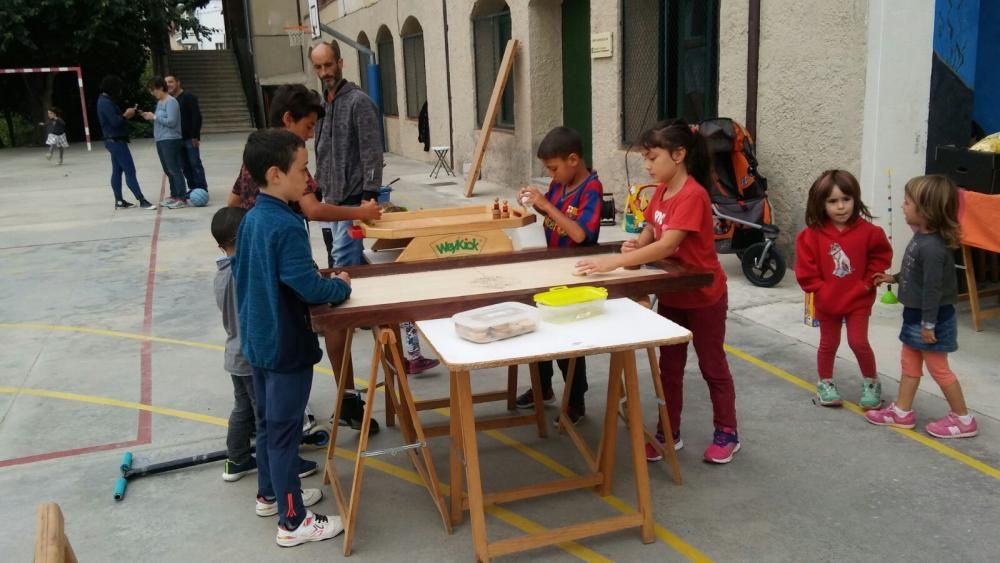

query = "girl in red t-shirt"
794;170;891;409
576;119;740;464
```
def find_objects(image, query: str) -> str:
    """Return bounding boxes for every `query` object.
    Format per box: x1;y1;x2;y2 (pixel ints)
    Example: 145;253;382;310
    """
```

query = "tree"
0;0;212;145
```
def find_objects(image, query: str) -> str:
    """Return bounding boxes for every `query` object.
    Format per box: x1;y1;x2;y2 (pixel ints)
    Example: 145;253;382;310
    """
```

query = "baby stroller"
697;118;785;287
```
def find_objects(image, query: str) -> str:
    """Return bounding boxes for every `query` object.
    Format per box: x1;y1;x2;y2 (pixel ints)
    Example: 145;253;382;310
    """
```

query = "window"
473;2;514;128
402;18;428;119
621;0;719;144
376;26;399;116
357;31;371;95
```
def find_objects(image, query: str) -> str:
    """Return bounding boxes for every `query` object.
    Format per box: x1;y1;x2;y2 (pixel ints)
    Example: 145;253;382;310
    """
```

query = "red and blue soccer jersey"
542;171;603;248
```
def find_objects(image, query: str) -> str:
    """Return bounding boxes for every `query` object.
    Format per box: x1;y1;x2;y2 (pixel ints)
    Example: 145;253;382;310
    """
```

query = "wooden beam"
465;39;519;197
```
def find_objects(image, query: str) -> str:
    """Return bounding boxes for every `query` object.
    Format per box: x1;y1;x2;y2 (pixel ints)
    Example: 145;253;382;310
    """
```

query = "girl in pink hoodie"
795;170;892;408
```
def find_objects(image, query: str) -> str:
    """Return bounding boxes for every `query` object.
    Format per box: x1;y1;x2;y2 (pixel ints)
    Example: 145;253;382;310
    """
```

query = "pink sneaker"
925;413;978;439
645;432;683;462
703;428;740;464
406;356;440;375
864;403;916;429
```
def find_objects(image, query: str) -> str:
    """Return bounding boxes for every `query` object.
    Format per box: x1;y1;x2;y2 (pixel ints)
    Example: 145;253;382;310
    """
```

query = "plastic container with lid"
452;302;539;343
533;285;608;323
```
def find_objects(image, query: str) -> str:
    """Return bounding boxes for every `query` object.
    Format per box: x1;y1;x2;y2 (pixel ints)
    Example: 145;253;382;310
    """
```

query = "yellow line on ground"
724;344;1000;481
0;385;609;562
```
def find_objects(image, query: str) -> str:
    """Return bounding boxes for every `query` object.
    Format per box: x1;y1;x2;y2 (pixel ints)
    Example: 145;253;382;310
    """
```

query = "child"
43;107;68;164
233;129;352;546
795;170;892;408
515;126;603;425
211;206;320;484
575;119;740;464
867;175;977;438
142;76;188;209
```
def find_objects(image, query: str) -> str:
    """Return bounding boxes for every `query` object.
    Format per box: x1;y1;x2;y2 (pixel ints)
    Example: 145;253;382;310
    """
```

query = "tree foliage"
0;0;212;145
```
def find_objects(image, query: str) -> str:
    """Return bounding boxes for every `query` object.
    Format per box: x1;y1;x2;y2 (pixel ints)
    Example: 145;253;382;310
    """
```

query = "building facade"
253;0;994;262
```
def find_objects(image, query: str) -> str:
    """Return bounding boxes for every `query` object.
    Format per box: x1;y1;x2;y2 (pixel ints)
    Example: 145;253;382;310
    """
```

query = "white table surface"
416;298;692;371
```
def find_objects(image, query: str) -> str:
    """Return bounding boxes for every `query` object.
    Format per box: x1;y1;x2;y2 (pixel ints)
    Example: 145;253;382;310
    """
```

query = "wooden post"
464;39;519;197
35;503;78;563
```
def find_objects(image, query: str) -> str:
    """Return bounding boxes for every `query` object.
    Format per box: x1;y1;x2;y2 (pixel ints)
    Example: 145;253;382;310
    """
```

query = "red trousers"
657;291;738;433
817;310;877;379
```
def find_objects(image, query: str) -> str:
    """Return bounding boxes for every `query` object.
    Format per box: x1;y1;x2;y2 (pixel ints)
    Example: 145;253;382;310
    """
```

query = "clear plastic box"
452;302;539;343
533;286;608;323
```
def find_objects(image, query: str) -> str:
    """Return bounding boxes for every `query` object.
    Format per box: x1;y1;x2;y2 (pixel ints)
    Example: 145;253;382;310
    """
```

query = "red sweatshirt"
795;219;892;319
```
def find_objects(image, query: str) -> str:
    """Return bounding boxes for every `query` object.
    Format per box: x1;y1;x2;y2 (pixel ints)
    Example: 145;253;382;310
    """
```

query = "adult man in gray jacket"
310;40;383;268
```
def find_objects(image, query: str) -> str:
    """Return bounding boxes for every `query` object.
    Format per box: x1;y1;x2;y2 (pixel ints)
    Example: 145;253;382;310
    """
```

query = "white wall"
859;0;935;268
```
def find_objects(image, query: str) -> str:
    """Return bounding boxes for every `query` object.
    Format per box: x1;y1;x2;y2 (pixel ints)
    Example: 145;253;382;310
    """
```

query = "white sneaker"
255;488;322;517
276;511;344;547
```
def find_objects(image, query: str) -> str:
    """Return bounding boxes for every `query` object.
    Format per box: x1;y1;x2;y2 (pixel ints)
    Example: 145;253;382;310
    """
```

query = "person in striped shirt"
515;126;604;425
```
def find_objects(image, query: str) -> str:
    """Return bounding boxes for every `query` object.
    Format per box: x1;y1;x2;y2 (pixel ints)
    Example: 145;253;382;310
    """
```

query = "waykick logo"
432;235;486;256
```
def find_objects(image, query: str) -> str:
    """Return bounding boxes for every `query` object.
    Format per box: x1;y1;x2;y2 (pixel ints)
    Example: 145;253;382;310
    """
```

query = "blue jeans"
155;139;187;199
103;140;147;203
330;213;365;267
252;365;313;530
180;139;207;190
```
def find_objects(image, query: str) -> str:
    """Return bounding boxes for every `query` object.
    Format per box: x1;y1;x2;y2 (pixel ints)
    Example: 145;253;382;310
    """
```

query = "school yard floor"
2;134;999;562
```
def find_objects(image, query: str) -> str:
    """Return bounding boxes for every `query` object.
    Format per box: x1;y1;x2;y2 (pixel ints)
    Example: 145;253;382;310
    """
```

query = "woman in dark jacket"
96;75;155;210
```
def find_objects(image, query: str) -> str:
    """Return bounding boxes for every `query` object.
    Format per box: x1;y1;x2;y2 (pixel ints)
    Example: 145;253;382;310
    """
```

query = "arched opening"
401;17;428;119
356;31;371;95
376;25;399;116
472;2;513;128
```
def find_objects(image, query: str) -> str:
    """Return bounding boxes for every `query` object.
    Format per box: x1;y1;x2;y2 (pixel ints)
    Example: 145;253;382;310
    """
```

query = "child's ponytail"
639;118;714;190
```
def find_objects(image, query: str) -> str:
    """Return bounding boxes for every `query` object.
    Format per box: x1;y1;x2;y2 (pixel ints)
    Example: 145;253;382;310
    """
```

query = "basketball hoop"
284;25;310;47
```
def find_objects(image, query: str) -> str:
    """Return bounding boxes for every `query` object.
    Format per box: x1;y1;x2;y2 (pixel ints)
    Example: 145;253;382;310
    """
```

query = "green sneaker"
859;378;883;410
815;379;843;407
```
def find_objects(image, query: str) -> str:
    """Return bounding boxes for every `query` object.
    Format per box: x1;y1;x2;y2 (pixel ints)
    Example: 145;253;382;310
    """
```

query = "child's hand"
921;327;936;344
575;256;621;275
621;239;640;254
872;272;893;287
335;271;351;285
141;112;154;121
517;186;546;209
358;199;382;221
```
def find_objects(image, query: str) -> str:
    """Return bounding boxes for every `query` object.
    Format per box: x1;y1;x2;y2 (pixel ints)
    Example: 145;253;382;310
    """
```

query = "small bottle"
501;199;510;219
492;197;501;220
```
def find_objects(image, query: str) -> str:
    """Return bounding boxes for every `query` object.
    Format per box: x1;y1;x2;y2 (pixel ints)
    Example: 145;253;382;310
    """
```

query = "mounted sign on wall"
590;32;613;58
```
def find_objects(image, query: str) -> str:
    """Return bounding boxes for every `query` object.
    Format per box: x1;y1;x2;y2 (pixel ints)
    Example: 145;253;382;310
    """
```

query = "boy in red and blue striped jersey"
515;126;604;425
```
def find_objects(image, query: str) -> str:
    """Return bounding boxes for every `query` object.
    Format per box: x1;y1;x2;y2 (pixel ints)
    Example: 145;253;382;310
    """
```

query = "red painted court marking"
0;177;166;468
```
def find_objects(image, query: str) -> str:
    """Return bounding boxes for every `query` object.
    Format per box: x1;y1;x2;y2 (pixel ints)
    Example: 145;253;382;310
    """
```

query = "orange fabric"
959;189;1000;252
900;344;958;386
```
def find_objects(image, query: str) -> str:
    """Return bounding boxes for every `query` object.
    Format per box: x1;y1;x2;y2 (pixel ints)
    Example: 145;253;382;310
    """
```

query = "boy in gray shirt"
212;207;319;482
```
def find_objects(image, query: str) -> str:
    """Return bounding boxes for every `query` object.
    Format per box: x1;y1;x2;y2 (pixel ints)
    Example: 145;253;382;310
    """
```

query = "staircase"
166;50;254;134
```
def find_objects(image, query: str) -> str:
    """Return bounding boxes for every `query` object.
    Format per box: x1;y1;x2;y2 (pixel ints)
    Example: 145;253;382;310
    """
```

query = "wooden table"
357;204;536;262
417;299;692;561
309;243;712;555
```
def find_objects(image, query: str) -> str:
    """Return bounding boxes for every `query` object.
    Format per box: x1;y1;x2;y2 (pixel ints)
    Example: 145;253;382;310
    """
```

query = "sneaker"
276;510;344;547
298;458;318;479
165;198;188;209
46;152;52;160
222;458;257;482
645;431;683;462
704;428;740;464
859;378;883;410
553;403;586;428
514;387;556;409
925;413;978;439
255;488;322;517
864;403;916;429
114;200;135;210
159;197;175;206
406;356;440;375
337;393;380;435
139;200;156;210
815;379;842;407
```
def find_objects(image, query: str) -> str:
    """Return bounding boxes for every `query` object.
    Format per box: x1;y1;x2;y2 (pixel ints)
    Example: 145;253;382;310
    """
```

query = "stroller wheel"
741;242;786;288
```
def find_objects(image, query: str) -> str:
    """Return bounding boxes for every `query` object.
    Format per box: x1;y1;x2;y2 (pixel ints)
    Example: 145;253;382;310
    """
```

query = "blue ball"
188;188;210;207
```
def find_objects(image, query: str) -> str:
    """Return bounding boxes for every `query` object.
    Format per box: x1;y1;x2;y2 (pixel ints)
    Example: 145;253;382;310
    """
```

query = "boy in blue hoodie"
233;129;351;547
